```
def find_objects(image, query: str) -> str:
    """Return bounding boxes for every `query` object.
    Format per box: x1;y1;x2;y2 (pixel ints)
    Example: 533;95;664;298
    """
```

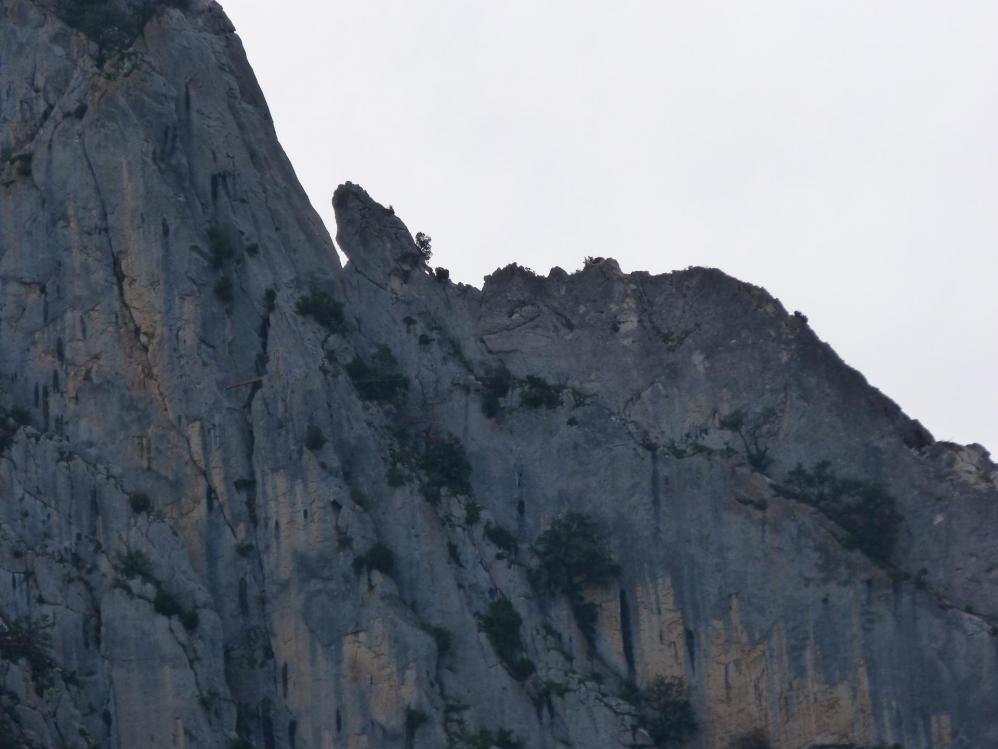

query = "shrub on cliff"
418;432;472;504
775;461;901;563
0;615;56;693
635;676;698;748
729;729;773;749
531;512;620;595
353;543;395;576
480;363;513;418
520;376;563;409
479;599;534;681
345;346;408;404
295;289;344;332
414;232;432;262
128;492;153;514
530;511;620;643
304;424;326;452
484;522;518;557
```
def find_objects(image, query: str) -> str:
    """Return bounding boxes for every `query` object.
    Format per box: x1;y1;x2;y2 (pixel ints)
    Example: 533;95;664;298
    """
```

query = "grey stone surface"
1;1;995;748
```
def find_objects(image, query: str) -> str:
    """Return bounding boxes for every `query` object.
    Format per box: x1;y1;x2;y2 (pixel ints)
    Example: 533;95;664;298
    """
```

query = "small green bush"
354;542;394;576
520;376;563;409
295;289;344;332
434;267;450;282
776;462;901;563
235;542;255;557
0;405;30;453
464;499;481;526
213;276;234;304
427;625;452;655
59;0;137;56
635;676;698;747
0;615;56;692
153;589;181;617
531;512;619;643
729;729;773;749
179;608;200;632
404;706;428;741
345;346;408;404
464;727;523;749
118;549;154;581
414;232;432;262
419;432;472;504
128;492;152;514
484;523;518;556
8;407;30;427
807;745;903;749
719;408;774;472
263;288;276;313
480;364;513;418
208;228;234;269
479;599;534;681
532;512;620;594
305;424;326;452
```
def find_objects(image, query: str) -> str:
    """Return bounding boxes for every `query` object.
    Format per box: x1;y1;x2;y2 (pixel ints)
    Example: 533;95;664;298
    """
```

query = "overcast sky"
222;1;997;455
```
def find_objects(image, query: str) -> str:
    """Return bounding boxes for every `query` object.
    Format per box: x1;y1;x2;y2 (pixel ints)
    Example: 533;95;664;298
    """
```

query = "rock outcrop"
1;1;995;748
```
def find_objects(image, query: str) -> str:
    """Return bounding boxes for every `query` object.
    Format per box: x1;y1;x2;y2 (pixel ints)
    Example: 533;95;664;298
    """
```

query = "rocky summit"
1;1;996;748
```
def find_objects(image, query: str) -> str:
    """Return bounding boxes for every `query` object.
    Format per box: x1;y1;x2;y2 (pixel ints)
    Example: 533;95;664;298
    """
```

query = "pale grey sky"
222;1;997;454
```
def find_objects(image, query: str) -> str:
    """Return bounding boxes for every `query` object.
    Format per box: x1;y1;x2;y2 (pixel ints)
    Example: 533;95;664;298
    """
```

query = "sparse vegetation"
118;549;154;581
462;727;523;749
213;276;234;305
153;589;199;631
305;424;326;452
583;256;605;269
414;232;433;262
295;288;344;332
426;625;452;655
532;512;620;593
128;492;152;514
530;511;620;642
345;346;408;404
729;729;773;749
418;432;472;504
208;228;235;269
353;542;395;576
520;376;563;409
8;407;29;427
58;0;151;59
464;499;481;526
0;405;30;454
630;676;698;748
775;461;901;563
484;522;518;557
435;267;450;282
479;599;534;681
806;744;903;749
719;408;774;473
0;615;56;693
404;706;428;743
480;363;513;418
235;542;255;557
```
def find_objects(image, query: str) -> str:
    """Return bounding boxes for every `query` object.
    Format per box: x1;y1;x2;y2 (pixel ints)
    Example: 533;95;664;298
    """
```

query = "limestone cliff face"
1;2;995;748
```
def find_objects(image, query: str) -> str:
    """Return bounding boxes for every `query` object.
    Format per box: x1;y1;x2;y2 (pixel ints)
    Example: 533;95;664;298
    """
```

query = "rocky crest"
1;1;996;748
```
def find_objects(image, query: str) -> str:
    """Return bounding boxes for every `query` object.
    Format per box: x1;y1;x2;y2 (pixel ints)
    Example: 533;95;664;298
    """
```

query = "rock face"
1;2;996;748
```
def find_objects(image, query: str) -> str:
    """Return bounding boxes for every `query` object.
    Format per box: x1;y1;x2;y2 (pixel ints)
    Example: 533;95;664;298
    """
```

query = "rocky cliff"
1;1;996;748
